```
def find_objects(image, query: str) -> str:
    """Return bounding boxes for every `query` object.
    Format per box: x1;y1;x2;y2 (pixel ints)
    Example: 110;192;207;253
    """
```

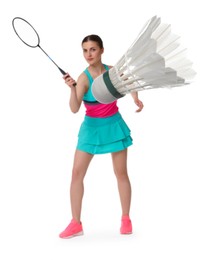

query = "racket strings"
12;17;40;48
12;17;67;76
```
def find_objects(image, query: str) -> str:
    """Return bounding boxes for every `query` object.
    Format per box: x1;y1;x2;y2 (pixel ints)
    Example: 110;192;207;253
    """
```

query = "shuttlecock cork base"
92;16;196;104
92;69;125;104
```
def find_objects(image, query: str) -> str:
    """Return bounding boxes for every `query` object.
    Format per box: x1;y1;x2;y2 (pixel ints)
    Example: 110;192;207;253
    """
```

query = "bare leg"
111;149;131;216
70;150;94;222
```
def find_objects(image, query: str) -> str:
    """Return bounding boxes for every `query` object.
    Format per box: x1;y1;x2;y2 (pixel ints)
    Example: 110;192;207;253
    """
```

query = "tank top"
83;64;118;118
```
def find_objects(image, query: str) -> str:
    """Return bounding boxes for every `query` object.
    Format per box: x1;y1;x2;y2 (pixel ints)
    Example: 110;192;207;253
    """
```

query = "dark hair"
82;34;104;49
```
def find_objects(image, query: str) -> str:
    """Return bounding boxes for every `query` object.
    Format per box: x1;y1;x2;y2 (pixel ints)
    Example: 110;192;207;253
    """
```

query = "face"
82;41;104;65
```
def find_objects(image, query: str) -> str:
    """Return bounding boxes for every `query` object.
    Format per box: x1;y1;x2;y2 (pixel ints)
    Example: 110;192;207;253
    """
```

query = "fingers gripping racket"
12;17;67;76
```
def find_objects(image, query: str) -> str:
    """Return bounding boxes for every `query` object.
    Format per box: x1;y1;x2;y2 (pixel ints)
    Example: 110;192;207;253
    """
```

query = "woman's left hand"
130;92;144;112
134;98;144;112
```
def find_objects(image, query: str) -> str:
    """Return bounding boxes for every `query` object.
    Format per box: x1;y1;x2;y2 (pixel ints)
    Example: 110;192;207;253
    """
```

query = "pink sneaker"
120;215;132;234
59;219;83;239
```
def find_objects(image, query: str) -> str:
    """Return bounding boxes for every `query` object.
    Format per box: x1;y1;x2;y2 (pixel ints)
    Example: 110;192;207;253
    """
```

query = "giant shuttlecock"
92;16;196;104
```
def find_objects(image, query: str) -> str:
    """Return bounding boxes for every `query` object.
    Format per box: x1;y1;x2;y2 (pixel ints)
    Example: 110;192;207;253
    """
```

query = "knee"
71;167;85;183
114;169;129;182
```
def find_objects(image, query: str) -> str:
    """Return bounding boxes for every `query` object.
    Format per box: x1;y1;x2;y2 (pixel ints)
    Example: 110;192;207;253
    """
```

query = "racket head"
12;17;40;48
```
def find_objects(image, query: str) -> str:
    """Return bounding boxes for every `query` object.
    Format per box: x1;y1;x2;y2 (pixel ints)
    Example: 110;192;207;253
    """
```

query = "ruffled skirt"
77;112;132;154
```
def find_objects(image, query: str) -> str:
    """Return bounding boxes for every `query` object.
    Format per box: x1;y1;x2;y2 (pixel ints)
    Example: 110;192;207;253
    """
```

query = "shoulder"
78;71;88;82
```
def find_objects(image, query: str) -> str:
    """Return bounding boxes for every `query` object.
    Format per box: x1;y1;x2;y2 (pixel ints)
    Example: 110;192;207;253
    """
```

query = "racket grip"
59;67;76;86
63;71;77;87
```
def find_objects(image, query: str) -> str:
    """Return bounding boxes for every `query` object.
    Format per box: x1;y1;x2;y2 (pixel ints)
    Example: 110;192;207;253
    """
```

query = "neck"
88;62;105;75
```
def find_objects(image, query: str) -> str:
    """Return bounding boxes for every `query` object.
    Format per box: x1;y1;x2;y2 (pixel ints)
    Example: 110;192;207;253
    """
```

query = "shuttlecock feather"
92;16;196;104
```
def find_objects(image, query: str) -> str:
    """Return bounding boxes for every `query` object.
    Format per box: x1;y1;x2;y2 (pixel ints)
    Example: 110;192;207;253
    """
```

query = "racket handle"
59;67;76;86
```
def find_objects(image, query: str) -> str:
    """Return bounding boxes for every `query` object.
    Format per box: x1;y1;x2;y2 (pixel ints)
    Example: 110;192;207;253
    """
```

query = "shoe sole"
120;232;132;235
60;231;84;239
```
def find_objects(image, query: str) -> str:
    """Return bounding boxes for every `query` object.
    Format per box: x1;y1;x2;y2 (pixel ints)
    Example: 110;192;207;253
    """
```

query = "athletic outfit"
59;65;133;239
77;64;133;154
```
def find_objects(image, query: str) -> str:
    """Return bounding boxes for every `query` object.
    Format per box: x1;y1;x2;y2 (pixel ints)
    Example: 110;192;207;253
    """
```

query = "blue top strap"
83;64;109;102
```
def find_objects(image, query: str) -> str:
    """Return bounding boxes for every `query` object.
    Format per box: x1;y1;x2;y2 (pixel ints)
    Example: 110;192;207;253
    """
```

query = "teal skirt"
77;112;133;154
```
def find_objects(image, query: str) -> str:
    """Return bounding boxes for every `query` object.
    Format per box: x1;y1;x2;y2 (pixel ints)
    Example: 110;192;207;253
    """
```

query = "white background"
1;0;214;259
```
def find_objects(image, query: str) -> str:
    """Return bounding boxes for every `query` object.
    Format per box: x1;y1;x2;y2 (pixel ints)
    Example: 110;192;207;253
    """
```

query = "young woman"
59;35;143;238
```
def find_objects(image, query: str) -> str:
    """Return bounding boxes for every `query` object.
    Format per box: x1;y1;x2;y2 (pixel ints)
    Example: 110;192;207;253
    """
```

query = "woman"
59;35;143;238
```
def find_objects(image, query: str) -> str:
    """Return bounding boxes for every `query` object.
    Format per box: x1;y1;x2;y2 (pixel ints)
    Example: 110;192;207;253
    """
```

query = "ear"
101;48;104;54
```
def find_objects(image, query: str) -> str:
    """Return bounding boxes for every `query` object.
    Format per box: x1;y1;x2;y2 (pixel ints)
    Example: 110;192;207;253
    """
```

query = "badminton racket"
12;17;73;82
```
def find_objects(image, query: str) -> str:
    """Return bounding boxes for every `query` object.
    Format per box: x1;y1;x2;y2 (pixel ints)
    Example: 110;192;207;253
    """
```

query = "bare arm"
130;91;144;112
63;73;88;113
116;68;144;112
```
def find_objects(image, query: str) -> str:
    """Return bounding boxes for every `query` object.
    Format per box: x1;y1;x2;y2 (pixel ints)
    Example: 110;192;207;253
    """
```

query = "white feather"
92;16;196;104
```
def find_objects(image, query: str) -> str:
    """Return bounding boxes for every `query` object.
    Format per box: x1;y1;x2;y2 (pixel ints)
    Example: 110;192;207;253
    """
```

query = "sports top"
83;65;118;118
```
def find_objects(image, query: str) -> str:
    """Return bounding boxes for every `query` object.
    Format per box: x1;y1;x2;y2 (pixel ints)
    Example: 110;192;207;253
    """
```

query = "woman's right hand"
63;73;77;88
